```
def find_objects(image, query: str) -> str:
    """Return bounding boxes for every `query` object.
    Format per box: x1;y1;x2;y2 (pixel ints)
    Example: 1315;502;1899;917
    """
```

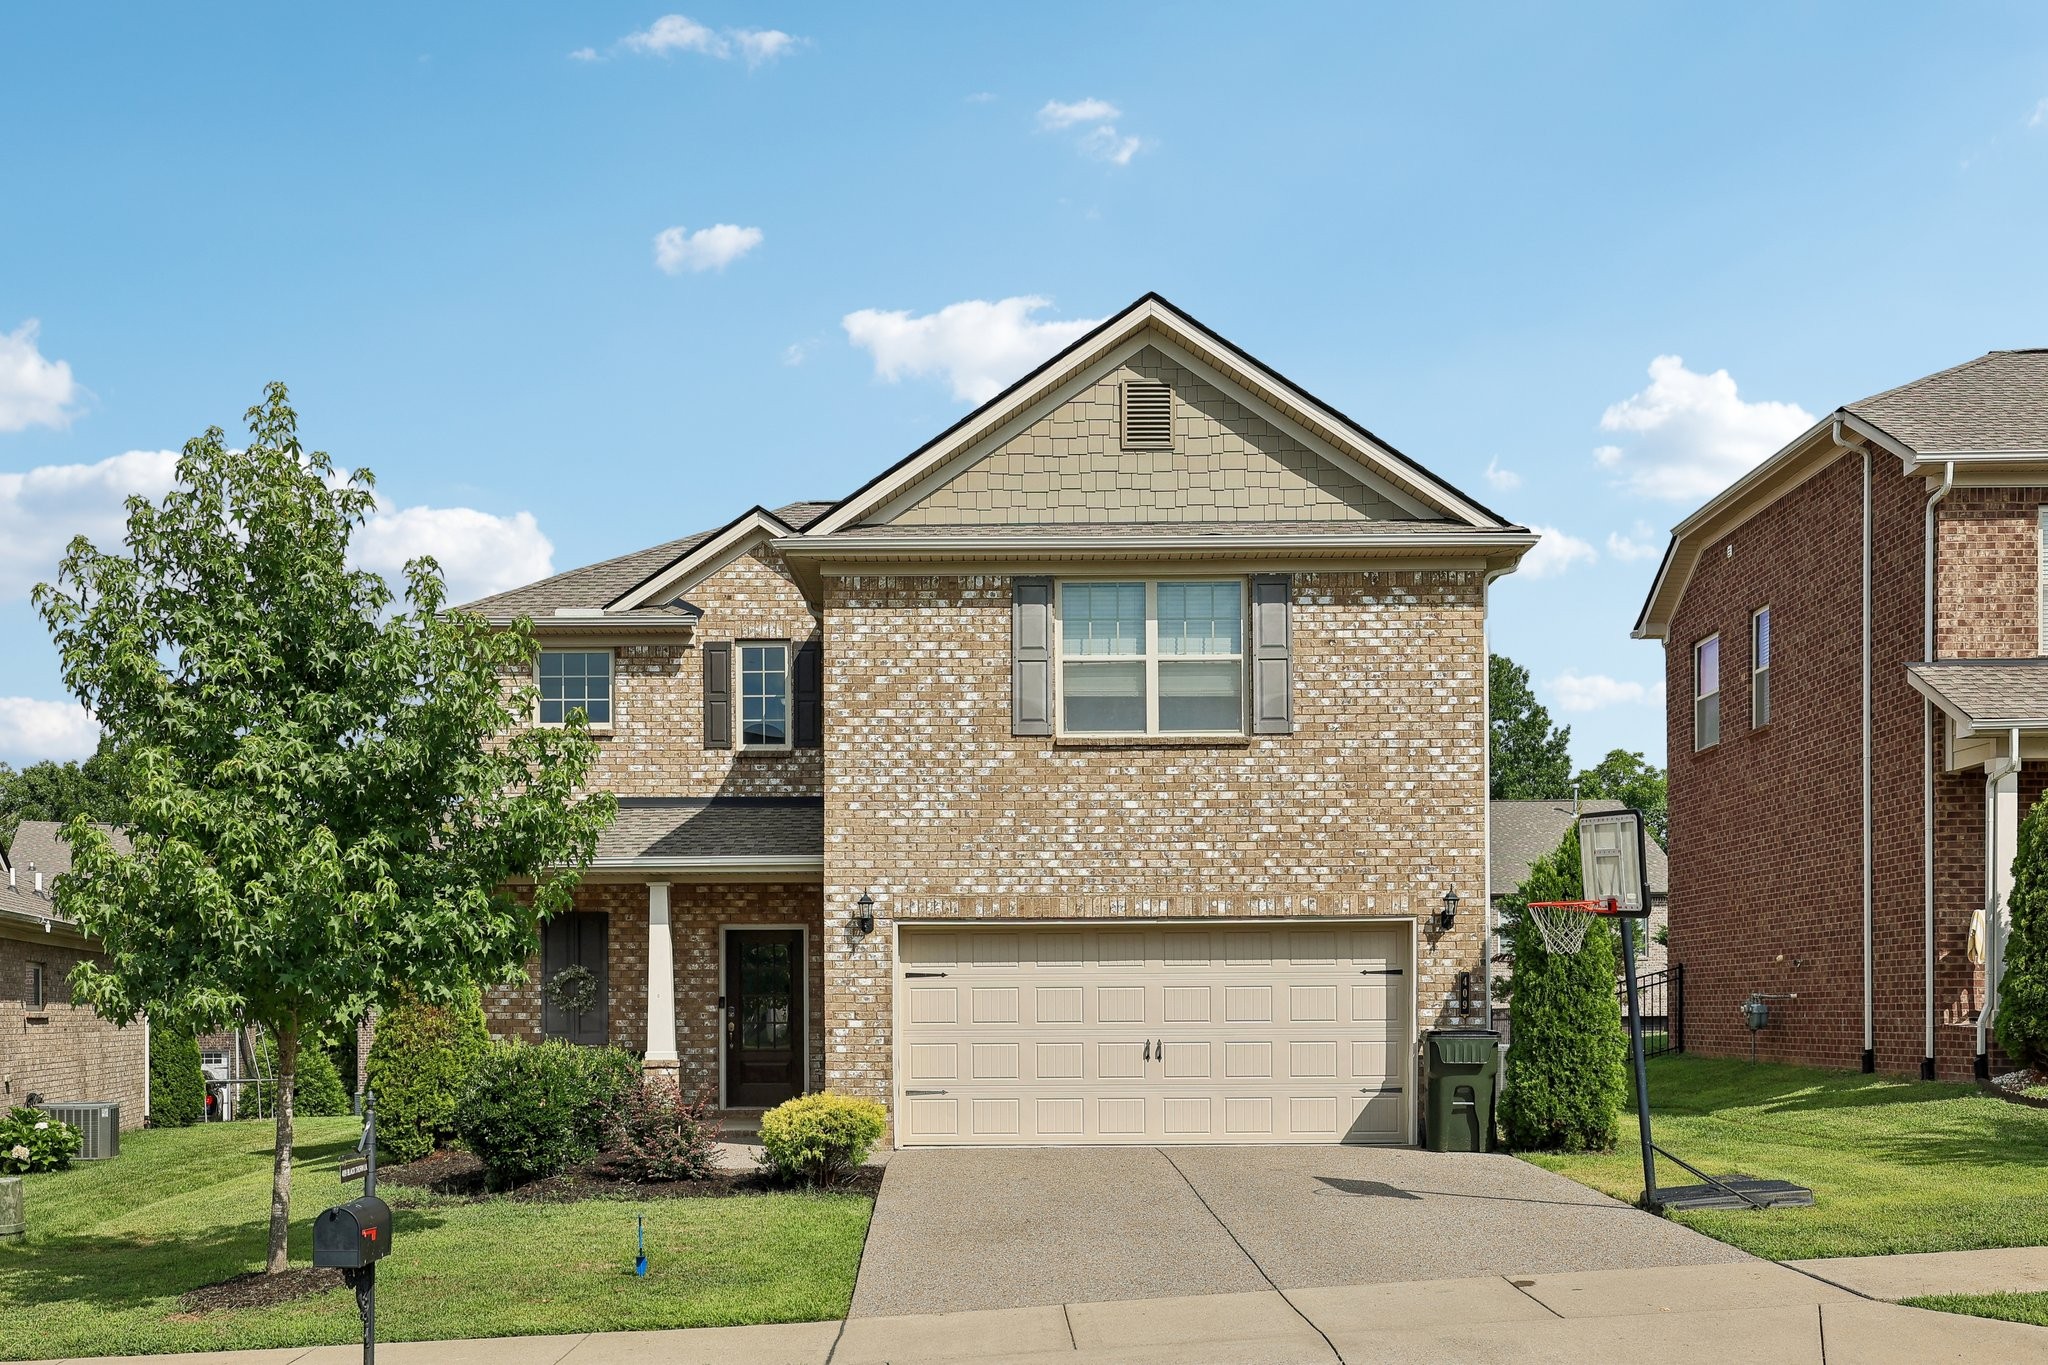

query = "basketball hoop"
1524;897;1620;957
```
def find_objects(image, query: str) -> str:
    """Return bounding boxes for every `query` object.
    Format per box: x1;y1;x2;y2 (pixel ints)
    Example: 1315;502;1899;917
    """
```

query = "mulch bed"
375;1147;884;1202
179;1267;346;1314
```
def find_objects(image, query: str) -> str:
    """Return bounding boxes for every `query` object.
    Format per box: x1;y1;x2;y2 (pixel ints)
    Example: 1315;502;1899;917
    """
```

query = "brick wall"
529;547;824;799
1666;451;2029;1080
819;568;1489;1113
485;879;823;1101
0;929;148;1126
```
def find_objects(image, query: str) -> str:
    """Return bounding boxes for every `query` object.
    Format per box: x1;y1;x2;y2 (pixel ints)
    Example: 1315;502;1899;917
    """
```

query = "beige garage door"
896;921;1411;1146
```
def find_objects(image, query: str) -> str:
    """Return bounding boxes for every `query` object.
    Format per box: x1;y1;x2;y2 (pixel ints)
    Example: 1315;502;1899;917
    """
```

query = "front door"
725;929;804;1107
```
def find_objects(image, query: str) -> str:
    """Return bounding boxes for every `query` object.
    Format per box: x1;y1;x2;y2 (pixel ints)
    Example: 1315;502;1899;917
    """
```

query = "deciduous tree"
1489;654;1572;800
1573;748;1668;845
34;384;615;1272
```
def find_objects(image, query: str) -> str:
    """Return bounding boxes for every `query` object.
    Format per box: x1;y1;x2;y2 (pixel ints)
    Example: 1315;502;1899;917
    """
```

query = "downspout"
1857;433;1875;1073
1922;460;1955;1080
1977;728;2022;1075
1481;564;1513;1033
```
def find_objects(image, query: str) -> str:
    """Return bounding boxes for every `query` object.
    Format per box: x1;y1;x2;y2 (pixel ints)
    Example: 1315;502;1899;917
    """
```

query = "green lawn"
1522;1053;2048;1261
0;1117;872;1360
1904;1292;2048;1327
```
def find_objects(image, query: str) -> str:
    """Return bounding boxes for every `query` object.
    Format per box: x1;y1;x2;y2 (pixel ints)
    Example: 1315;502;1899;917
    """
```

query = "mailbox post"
314;1089;387;1364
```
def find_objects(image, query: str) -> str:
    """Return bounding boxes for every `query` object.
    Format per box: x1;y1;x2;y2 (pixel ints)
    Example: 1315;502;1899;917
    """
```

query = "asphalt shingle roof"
0;820;130;923
595;797;822;864
1907;659;2048;727
1846;350;2048;454
458;500;835;621
1489;799;1668;899
811;519;1508;541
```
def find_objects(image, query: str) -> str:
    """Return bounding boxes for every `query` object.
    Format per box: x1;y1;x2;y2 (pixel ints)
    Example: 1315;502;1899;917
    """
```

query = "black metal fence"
1620;963;1684;1057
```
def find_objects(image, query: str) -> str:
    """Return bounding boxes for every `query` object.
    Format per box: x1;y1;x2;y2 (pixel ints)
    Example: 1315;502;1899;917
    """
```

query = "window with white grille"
1752;606;1771;728
1694;634;1720;751
1120;380;1174;450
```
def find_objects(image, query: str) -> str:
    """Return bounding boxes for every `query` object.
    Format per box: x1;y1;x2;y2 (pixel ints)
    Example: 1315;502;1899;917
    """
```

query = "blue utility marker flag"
635;1215;647;1277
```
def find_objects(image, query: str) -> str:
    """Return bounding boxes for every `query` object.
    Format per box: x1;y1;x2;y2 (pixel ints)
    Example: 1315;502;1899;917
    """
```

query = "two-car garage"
894;921;1415;1146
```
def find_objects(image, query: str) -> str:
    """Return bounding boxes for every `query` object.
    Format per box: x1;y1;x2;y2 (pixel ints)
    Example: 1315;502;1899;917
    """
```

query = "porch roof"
591;796;823;874
1907;659;2048;733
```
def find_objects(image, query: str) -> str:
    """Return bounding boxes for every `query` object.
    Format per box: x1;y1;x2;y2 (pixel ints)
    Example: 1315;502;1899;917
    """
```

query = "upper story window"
538;650;612;727
740;641;791;749
1693;634;1720;751
1752;607;1771;728
1057;580;1244;735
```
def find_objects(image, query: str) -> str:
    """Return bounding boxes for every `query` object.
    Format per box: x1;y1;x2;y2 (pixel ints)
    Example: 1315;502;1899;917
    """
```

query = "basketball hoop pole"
1620;915;1657;1207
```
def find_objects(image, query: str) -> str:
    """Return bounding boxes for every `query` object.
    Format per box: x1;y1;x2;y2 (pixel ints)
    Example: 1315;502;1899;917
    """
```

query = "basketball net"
1524;898;1619;957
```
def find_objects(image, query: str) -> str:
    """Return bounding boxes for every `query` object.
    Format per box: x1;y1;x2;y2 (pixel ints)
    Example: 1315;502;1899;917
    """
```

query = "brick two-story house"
1636;349;2048;1081
465;294;1535;1144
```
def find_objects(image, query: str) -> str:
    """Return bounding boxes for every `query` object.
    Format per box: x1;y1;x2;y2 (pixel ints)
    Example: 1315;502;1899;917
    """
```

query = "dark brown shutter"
1251;573;1293;734
576;913;610;1047
1012;576;1053;736
793;639;822;748
703;641;732;749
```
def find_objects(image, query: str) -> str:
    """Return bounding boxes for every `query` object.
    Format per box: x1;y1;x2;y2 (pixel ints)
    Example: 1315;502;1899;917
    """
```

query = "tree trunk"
265;1026;298;1274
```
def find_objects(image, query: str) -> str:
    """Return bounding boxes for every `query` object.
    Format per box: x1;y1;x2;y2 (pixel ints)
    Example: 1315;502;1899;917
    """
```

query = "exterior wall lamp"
854;893;876;937
1437;888;1459;933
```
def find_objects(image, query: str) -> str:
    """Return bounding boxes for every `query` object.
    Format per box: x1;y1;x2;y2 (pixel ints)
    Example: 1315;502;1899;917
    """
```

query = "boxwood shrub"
759;1092;886;1185
454;1039;638;1189
364;988;490;1163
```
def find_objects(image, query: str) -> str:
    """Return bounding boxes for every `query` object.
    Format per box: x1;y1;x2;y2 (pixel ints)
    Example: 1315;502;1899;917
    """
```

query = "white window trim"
26;961;47;1010
1751;606;1771;729
1051;577;1248;738
738;639;794;752
1693;633;1720;752
533;647;616;732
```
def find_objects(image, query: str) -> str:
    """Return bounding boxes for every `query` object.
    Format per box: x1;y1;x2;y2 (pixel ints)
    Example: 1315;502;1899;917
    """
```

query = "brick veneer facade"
1665;447;2045;1080
0;927;148;1125
818;569;1489;1109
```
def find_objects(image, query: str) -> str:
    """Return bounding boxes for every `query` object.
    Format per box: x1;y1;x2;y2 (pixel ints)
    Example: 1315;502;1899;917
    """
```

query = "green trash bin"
1424;1029;1500;1152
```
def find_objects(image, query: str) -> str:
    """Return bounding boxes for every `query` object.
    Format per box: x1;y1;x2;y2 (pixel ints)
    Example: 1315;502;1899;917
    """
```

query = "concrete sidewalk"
25;1260;2048;1364
1789;1244;2048;1300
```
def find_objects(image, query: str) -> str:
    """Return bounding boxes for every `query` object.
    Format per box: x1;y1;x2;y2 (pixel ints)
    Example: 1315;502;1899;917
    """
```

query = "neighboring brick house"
1489;798;1670;975
0;822;148;1126
466;294;1536;1144
1636;349;2048;1081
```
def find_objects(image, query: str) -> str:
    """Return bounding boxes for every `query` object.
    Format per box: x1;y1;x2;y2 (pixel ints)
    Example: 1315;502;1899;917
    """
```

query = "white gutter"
1858;435;1875;1072
775;531;1541;557
585;855;824;876
1977;728;2023;1072
1481;564;1514;1032
1922;459;1955;1080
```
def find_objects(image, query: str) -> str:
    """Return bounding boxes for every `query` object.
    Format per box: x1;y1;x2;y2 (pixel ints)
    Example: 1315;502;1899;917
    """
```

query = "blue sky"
4;5;2048;769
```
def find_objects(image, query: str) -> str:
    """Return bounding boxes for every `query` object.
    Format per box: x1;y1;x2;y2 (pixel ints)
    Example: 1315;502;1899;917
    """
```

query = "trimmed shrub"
454;1040;639;1189
1498;829;1629;1152
364;988;490;1164
1998;795;2048;1068
147;1035;207;1128
599;1078;723;1182
247;1035;349;1119
1;1106;83;1173
759;1092;886;1185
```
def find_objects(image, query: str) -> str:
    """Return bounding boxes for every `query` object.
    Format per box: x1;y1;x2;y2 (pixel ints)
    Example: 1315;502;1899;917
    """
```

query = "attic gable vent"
1120;379;1175;450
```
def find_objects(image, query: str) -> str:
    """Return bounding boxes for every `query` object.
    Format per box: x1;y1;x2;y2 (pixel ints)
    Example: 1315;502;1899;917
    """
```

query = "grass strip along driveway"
1523;1053;2048;1262
0;1116;871;1361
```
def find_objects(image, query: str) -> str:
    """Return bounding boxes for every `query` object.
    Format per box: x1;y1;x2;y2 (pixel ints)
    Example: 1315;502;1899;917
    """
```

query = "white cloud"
0;448;550;606
781;341;812;367
617;15;799;66
966;91;997;104
1038;98;1121;130
653;223;764;274
1546;672;1666;714
1483;457;1520;491
0;320;84;433
730;28;796;67
0;696;100;766
354;500;555;605
1037;97;1148;165
1519;524;1598;579
2029;96;2047;128
0;449;181;599
843;296;1102;404
1605;520;1664;562
568;46;599;61
1596;355;1814;501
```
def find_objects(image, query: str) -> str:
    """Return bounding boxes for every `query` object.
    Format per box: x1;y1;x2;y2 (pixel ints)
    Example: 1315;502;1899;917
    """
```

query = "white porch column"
645;881;679;1071
1989;756;2021;1036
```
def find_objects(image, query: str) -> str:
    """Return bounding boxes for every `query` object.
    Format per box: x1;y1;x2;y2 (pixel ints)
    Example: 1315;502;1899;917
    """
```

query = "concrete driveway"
851;1146;1750;1317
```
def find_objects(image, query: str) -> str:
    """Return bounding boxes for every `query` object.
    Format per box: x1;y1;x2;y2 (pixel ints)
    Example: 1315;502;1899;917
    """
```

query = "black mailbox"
313;1195;393;1269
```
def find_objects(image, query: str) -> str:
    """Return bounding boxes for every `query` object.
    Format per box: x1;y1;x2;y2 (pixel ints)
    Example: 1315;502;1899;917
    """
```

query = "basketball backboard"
1577;808;1651;918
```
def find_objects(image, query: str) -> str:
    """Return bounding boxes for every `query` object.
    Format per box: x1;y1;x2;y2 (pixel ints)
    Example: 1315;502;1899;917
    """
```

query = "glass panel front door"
725;929;804;1106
